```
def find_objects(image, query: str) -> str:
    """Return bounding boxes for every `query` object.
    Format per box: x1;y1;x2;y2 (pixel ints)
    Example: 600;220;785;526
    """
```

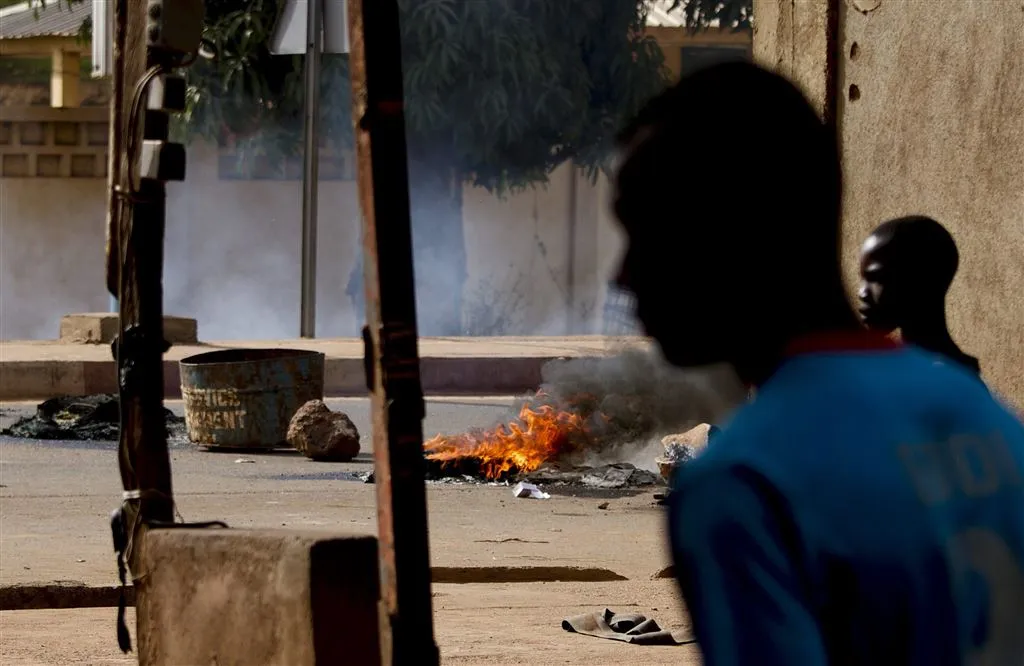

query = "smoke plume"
533;347;746;471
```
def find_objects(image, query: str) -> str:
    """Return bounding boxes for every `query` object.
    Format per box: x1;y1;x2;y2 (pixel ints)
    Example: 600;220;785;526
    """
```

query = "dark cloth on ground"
561;608;693;646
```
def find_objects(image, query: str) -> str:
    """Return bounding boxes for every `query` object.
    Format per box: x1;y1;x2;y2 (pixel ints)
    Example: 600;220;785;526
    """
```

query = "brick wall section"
0;107;108;179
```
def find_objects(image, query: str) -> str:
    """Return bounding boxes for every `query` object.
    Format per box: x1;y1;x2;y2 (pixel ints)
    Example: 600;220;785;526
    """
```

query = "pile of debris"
361;461;661;489
523;462;661;489
2;394;185;442
421;350;742;483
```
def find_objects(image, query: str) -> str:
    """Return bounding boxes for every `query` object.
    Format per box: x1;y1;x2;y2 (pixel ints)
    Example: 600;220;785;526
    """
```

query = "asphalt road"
0;397;689;665
0;396;671;588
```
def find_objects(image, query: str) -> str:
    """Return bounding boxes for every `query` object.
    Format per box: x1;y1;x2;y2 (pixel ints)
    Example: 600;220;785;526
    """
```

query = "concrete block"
137;529;381;666
59;313;198;344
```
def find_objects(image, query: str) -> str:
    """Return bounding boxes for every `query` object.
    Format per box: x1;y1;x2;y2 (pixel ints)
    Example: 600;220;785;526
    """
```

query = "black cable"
126;65;166;194
112;48;201;655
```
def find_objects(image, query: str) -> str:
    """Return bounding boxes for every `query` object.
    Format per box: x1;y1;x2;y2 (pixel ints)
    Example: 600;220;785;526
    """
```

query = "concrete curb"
0;567;628;611
0;336;651;401
0;582;134;611
0;356;563;401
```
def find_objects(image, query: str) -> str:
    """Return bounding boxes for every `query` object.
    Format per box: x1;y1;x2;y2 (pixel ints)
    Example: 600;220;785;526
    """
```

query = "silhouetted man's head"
613;62;849;375
857;216;960;333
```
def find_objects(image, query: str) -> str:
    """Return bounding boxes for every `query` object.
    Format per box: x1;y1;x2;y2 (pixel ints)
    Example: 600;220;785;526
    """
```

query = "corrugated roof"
0;0;90;40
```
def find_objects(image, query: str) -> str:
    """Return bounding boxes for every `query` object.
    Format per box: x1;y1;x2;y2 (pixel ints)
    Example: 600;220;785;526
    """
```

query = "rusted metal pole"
299;0;323;338
347;0;439;663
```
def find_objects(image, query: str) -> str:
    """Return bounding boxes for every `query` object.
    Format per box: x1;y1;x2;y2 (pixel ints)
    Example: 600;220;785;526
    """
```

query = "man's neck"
899;314;961;357
735;311;865;388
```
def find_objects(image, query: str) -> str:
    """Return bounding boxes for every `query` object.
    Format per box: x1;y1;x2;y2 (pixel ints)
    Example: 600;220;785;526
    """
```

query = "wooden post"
50;48;80;108
348;1;439;663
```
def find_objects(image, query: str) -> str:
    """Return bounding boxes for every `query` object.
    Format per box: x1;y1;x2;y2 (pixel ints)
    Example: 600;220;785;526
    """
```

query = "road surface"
0;397;697;665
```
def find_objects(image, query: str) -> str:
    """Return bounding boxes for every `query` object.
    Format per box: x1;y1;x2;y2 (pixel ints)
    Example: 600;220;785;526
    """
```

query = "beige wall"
0;176;109;338
752;0;834;119
754;0;1024;411
838;0;1024;410
1;122;623;340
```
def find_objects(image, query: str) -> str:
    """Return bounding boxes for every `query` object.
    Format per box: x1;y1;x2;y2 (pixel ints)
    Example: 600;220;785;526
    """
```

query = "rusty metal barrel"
179;349;326;449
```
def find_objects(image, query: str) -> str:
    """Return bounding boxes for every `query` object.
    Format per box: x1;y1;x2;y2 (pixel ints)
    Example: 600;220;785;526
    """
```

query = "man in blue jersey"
612;61;1024;665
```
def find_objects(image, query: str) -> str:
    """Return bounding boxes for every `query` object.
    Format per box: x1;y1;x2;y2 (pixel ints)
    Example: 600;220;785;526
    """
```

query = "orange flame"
423;398;588;480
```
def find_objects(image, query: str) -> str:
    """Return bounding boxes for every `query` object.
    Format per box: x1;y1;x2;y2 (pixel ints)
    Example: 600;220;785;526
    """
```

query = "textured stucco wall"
838;0;1024;410
752;0;834;118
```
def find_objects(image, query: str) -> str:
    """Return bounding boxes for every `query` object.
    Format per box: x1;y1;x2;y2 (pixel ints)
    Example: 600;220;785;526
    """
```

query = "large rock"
287;400;360;462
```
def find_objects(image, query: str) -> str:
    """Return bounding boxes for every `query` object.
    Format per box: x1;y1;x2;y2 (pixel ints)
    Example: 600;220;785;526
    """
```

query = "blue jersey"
669;335;1024;666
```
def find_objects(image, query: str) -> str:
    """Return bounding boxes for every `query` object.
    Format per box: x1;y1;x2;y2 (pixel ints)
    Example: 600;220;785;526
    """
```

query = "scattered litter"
597;502;610;510
234;458;255;464
76;559;85;563
356;471;375;484
513;482;550;499
562;608;693;645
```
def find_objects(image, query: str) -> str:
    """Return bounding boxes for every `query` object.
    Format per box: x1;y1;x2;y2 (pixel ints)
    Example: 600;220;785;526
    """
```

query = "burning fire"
423;395;589;480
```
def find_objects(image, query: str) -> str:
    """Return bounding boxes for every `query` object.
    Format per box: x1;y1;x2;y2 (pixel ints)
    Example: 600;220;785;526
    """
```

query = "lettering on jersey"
900;434;1024;662
897;432;1022;507
949;528;1024;664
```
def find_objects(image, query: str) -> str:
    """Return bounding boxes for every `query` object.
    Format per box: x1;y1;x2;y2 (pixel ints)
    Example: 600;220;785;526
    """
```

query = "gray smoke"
531;347;746;471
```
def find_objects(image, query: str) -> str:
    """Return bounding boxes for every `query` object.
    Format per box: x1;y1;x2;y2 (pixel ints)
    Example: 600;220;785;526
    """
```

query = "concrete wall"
752;0;835;119
754;0;1024;411
1;116;623;340
838;0;1024;410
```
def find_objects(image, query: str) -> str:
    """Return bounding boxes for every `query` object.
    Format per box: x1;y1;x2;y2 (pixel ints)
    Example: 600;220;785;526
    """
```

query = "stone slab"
59;313;198;345
136;528;381;666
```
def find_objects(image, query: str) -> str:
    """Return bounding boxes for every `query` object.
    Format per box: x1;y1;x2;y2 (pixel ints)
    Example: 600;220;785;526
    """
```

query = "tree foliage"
181;0;352;165
397;0;666;190
181;0;674;191
34;0;753;185
669;0;753;31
